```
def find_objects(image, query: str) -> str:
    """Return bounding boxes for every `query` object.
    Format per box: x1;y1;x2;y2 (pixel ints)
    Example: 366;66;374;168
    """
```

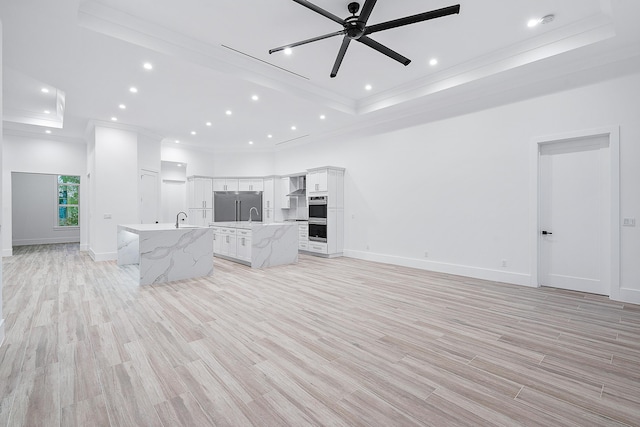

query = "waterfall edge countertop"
117;224;214;285
209;222;298;268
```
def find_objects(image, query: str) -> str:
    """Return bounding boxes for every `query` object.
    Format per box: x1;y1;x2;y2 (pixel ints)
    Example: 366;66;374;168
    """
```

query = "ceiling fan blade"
358;36;410;66
269;30;345;54
330;36;352;78
358;0;377;25
364;4;460;35
292;0;344;25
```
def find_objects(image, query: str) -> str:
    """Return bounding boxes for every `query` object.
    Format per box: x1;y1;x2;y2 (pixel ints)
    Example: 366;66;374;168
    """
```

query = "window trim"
55;175;80;229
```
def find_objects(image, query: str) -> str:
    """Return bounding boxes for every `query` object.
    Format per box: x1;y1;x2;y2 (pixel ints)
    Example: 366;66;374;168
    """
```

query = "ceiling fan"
269;0;461;78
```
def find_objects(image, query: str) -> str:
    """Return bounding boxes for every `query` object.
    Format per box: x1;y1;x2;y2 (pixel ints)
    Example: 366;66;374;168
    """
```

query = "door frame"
529;126;620;299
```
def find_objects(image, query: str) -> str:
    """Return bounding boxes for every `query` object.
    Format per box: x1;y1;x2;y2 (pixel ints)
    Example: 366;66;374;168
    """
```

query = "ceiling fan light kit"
269;0;461;78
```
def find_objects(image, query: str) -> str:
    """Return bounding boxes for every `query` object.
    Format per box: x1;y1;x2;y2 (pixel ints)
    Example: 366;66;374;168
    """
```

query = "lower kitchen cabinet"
307;241;328;254
211;222;298;268
212;227;237;257
298;223;308;250
236;231;252;262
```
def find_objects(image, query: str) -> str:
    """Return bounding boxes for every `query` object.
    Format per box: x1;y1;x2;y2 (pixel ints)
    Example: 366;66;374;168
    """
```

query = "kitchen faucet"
175;211;187;228
248;207;259;223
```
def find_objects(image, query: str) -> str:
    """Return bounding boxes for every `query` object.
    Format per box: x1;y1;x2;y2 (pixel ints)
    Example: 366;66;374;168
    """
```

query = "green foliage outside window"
58;175;80;226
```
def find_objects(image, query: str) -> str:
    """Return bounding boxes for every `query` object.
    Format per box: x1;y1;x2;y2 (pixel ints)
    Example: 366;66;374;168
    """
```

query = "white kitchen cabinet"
263;177;275;223
298;223;308;250
307;169;328;194
212;227;222;254
188;208;213;227
307;241;328;254
236;230;252;262
220;228;237;257
187;176;213;209
280;177;291;209
213;178;239;192
238;178;263;192
303;167;344;258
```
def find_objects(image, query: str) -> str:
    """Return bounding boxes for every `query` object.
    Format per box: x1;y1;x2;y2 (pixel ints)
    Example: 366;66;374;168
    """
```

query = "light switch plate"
623;217;636;227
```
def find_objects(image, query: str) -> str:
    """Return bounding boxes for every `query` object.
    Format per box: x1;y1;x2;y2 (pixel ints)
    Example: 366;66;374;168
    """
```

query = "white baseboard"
13;237;80;246
0;318;5;349
80;244;89;251
89;249;117;262
614;287;640;305
2;248;13;257
344;250;533;287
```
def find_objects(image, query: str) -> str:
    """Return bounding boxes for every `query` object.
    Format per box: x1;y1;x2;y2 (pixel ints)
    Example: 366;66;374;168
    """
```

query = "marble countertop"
118;223;206;233
209;221;296;229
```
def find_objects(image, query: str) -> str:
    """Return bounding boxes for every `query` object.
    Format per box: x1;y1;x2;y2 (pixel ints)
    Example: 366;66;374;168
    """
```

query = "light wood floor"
1;244;639;426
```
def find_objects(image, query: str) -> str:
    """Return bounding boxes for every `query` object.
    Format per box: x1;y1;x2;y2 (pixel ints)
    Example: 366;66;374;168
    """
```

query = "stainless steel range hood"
287;188;306;197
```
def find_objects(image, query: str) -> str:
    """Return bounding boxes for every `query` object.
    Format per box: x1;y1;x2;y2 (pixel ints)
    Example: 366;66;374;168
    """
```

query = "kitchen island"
210;222;298;268
117;224;214;285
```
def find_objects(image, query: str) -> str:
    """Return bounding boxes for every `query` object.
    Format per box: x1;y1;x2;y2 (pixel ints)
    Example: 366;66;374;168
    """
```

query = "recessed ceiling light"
206;121;212;126
267;134;273;138
365;84;372;91
284;48;293;55
226;110;233;116
175;140;180;144
177;163;182;167
429;58;438;66
119;104;126;109
527;18;540;28
291;126;297;130
248;141;254;145
143;62;153;70
111;117;118;121
251;95;259;101
41;87;49;93
129;87;138;93
191;131;197;135
45;130;52;134
319;114;326;120
44;110;51;114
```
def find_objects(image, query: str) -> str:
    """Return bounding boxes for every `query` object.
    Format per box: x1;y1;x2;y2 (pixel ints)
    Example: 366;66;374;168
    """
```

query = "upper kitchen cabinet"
213;178;239;192
280;177;291;209
307;169;328;193
187;176;213;209
307;167;344;208
238;178;263;192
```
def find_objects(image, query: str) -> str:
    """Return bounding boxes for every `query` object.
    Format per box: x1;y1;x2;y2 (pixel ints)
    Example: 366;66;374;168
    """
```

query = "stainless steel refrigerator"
214;192;263;222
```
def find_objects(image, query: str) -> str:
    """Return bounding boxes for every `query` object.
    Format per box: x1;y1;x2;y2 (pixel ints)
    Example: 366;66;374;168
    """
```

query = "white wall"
274;72;640;303
12;173;80;245
161;145;275;177
161;145;215;177
2;134;87;255
88;126;138;260
160;161;187;223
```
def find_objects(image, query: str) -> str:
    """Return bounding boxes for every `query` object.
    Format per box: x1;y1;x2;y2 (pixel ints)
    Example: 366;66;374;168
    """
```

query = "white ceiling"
2;0;640;151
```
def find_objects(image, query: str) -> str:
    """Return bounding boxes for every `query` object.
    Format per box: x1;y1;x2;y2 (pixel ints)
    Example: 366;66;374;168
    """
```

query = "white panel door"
140;170;159;224
539;136;609;295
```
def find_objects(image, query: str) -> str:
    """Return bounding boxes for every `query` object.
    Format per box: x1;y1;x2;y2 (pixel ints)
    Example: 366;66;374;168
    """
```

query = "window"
57;175;79;227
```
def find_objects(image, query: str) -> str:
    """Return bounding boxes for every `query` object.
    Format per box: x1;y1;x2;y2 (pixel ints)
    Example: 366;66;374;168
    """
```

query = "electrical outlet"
424;251;429;258
366;244;370;250
501;259;507;267
103;213;112;219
